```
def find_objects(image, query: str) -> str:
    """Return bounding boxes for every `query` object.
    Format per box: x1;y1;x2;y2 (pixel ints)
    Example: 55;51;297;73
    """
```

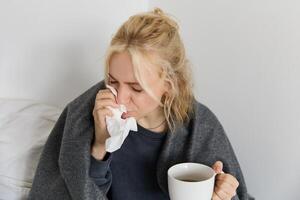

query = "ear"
163;80;171;92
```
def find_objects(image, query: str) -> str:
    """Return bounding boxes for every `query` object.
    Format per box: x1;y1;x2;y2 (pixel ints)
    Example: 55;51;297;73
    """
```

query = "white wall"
149;1;300;199
0;0;147;109
1;1;299;199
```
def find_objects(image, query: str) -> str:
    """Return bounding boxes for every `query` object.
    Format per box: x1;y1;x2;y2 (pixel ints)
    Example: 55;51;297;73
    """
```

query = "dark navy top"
89;123;170;200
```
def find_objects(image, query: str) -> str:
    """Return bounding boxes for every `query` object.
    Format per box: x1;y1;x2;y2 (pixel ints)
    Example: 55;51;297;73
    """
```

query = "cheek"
133;94;160;111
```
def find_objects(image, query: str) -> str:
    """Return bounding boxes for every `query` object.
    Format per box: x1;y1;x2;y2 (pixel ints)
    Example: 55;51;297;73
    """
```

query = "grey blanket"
28;80;253;200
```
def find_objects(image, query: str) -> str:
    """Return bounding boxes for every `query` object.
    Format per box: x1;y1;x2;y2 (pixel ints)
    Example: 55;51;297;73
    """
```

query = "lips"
121;110;135;119
121;112;127;119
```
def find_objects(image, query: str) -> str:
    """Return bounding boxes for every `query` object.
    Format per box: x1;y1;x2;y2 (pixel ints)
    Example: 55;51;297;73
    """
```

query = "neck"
137;107;167;133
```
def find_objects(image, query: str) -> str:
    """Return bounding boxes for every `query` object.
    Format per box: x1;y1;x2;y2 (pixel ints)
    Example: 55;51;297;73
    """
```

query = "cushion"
0;98;62;200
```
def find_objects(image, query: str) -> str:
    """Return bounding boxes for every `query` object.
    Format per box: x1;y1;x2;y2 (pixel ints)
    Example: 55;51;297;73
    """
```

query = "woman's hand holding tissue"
91;88;119;160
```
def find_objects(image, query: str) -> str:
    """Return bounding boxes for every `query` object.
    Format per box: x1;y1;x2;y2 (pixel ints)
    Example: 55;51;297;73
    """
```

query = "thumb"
212;161;223;174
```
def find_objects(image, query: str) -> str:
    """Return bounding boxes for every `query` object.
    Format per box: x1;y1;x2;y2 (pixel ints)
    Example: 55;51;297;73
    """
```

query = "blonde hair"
104;8;195;133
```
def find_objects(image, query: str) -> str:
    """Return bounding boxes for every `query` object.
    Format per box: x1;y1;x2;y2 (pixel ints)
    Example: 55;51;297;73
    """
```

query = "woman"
29;8;252;200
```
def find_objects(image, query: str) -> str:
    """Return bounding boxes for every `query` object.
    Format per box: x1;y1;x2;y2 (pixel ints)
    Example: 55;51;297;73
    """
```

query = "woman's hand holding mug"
212;161;240;200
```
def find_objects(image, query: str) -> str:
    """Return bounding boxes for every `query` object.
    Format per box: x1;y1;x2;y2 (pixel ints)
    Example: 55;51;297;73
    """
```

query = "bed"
0;98;62;200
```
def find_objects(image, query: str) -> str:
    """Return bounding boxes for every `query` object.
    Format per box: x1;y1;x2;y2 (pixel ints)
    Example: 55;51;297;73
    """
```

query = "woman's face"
108;51;167;121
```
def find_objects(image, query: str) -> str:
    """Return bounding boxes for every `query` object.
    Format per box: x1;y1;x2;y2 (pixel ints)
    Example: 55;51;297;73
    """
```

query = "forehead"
109;52;135;79
108;51;161;84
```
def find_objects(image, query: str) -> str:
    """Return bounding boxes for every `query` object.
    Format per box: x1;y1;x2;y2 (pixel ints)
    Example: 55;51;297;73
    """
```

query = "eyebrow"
108;73;140;85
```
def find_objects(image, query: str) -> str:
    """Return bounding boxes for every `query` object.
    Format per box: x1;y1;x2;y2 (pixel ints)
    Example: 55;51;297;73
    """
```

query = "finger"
214;185;232;200
212;192;222;200
97;88;113;94
215;180;237;197
96;90;115;98
216;173;239;189
212;161;223;174
94;99;119;110
96;91;117;102
93;108;113;123
215;178;236;191
96;89;110;96
93;105;117;114
98;110;114;129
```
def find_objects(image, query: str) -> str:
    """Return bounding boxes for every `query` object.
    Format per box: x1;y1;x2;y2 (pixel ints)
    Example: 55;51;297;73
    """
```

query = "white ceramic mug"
167;162;216;200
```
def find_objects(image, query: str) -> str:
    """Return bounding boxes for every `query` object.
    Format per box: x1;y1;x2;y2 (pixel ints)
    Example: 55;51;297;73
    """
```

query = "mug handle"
213;171;225;178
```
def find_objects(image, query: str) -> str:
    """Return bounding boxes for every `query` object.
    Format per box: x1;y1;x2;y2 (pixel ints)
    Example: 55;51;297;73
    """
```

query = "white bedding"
0;98;62;200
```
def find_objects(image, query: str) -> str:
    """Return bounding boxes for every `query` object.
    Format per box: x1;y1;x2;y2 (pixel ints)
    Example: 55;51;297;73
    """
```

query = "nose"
116;86;131;105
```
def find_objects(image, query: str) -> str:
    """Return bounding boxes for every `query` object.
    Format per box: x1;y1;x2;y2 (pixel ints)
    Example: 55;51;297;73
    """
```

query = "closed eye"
132;88;142;92
109;81;143;93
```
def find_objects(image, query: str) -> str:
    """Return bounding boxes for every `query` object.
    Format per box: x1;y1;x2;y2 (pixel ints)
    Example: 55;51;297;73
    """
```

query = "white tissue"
105;84;138;152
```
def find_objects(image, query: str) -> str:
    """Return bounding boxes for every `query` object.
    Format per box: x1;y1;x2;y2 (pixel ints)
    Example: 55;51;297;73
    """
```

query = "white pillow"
0;98;62;200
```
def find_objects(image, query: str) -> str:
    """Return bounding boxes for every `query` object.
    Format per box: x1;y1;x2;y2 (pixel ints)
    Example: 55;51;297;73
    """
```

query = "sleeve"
89;153;113;192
